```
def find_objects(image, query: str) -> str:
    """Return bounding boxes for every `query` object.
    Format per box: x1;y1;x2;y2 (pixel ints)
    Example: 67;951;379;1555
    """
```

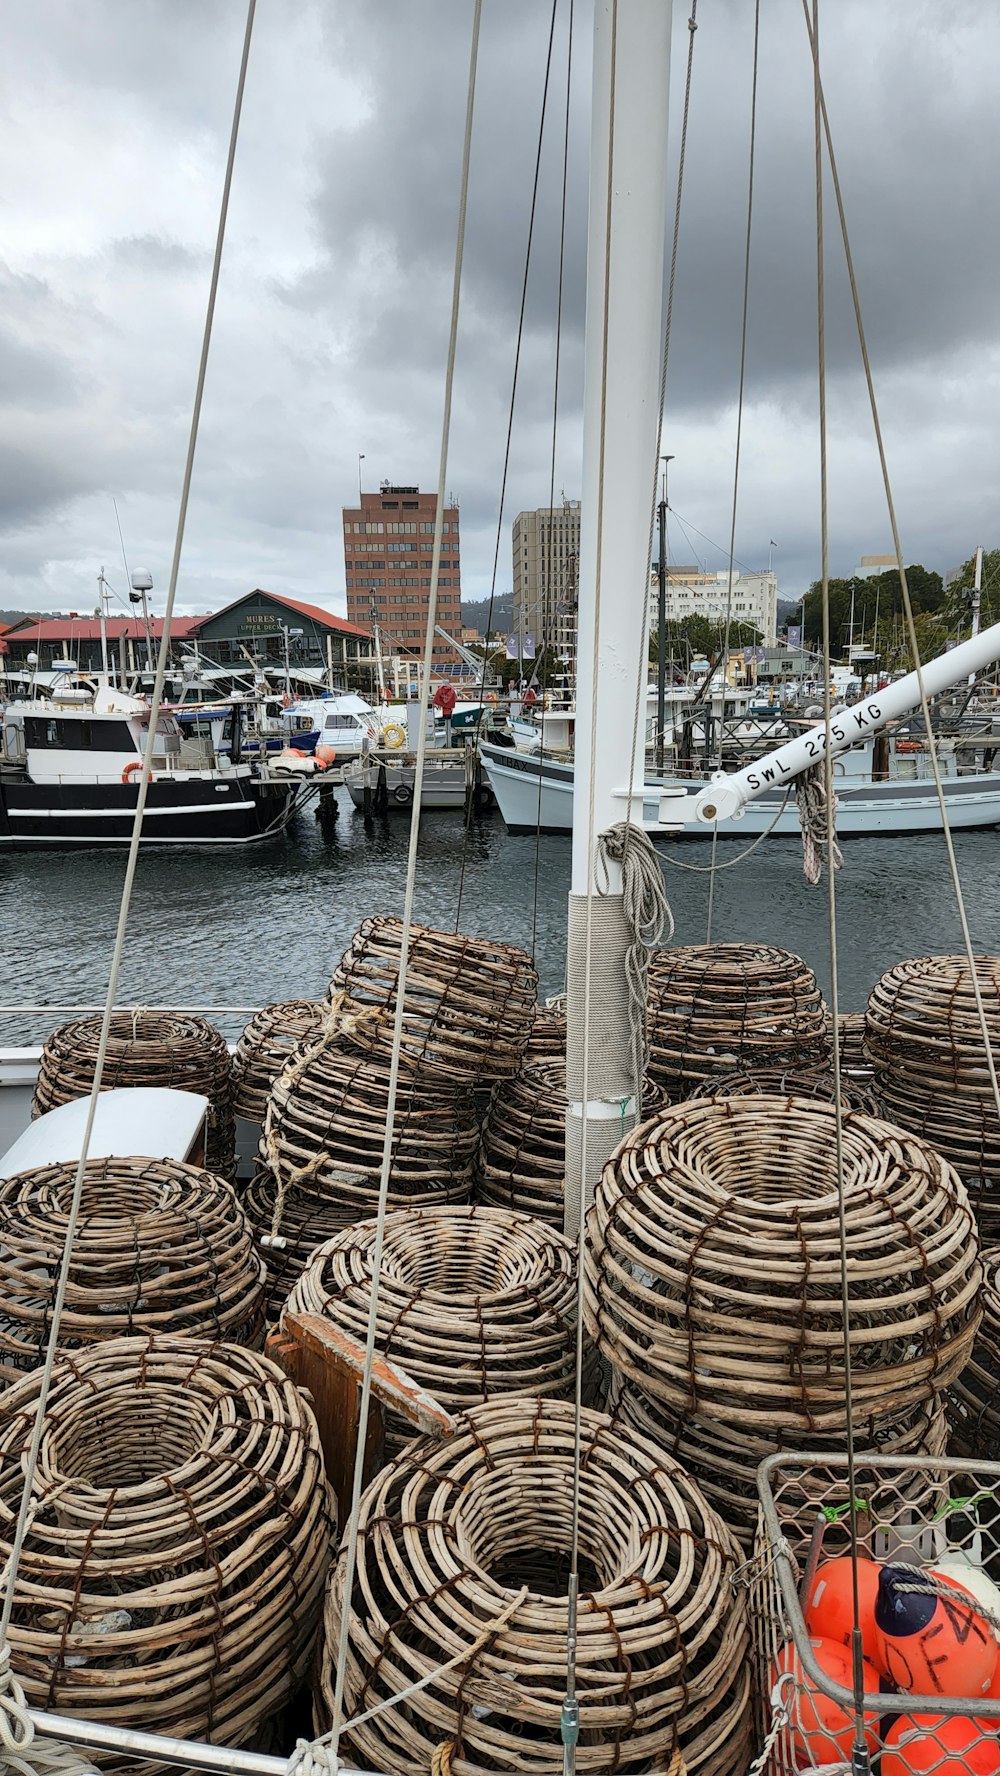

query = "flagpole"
768;538;776;574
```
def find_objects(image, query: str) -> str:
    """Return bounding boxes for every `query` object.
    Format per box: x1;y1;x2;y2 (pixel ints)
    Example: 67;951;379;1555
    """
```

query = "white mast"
565;0;672;1235
96;569;110;680
972;544;984;641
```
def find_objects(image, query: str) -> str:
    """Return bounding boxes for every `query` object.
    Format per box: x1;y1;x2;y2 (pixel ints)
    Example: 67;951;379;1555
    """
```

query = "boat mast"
565;0;672;1236
96;569;111;680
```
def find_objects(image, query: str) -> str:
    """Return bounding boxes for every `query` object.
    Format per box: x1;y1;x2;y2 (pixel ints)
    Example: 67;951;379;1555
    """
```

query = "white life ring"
381;722;406;750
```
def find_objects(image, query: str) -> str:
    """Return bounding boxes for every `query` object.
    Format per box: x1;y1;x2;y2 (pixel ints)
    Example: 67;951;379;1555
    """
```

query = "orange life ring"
121;760;152;784
895;740;922;754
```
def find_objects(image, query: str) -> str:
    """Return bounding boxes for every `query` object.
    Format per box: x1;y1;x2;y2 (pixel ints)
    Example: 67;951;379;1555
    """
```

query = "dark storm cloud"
0;0;995;612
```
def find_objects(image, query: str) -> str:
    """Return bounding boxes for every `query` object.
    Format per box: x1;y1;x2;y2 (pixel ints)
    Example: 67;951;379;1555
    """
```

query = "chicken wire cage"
752;1451;1000;1775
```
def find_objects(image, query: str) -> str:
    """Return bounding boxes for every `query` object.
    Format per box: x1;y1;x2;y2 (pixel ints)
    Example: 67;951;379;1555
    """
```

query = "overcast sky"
0;0;996;623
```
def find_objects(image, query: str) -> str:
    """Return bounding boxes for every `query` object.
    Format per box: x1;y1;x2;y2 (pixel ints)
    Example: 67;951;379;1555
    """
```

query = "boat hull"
0;773;296;846
342;759;470;812
479;742;1000;836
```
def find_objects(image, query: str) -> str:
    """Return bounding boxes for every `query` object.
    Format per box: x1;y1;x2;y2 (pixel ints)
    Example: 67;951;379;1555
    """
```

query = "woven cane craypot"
231;998;326;1123
0;1157;265;1381
947;1247;1000;1460
866;953;1000;1181
330;915;538;1082
0;1336;333;1773
476;1059;667;1226
283;1205;577;1453
608;1374;949;1552
585;1096;982;1433
645;944;829;1102
689;1063;883;1119
32;1011;235;1179
319;1397;752;1776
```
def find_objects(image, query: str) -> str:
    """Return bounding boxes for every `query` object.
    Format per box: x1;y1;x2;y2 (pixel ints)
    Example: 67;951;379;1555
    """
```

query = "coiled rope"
596;822;671;1092
795;761;843;885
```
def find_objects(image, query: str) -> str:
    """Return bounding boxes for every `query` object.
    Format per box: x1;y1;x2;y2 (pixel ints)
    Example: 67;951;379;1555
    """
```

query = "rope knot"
794;763;843;885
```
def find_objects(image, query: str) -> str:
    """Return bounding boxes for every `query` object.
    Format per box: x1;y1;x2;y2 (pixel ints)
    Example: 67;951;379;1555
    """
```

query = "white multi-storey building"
649;566;778;645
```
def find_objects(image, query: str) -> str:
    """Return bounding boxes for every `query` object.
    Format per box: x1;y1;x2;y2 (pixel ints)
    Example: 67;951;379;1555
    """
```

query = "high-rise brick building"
342;485;463;672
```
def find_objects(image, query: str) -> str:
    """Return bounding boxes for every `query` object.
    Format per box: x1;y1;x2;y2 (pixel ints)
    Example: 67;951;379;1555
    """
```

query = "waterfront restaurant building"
190;590;375;689
2;615;202;676
342;485;463;671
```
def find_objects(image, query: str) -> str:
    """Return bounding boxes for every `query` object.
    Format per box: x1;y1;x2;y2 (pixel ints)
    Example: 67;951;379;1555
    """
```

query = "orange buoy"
314;744;337;766
804;1555;882;1665
875;1566;998;1700
882;1712;1000;1775
770;1637;880;1768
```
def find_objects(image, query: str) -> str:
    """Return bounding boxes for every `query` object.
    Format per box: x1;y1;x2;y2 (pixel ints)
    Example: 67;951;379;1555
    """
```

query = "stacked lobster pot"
0;1335;333;1773
319;1396;755;1776
584;1095;981;1550
866;953;1000;1241
0;1157;265;1385
282;1204;578;1454
248;916;537;1310
231;997;327;1127
33;1011;236;1179
645;943;831;1102
475;1057;667;1227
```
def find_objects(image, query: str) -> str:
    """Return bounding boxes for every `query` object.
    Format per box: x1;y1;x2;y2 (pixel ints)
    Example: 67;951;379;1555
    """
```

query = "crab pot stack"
319;1398;752;1776
0;1335;333;1774
947;1247;1000;1460
866;954;1000;1235
283;1206;577;1454
331;915;538;1084
835;1010;873;1077
585;1097;982;1548
475;1058;667;1227
645;944;830;1102
689;1063;884;1120
523;1004;567;1063
0;1158;266;1383
231;998;326;1124
608;1375;947;1552
248;1039;479;1310
32;1011;235;1178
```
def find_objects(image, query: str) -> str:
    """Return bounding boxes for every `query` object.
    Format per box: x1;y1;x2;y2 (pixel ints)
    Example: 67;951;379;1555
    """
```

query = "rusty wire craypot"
0;1335;333;1774
282;1205;578;1454
584;1096;982;1433
0;1157;266;1381
645;943;830;1102
319;1397;752;1776
32;1011;236;1179
330;915;538;1082
230;998;326;1124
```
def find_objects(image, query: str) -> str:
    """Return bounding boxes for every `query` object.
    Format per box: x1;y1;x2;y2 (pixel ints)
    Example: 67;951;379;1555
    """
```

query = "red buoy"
770;1637;880;1768
804;1555;882;1665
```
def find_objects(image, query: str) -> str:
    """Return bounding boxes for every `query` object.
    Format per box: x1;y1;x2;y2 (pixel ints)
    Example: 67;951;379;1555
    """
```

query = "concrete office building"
512;499;581;667
343;485;463;671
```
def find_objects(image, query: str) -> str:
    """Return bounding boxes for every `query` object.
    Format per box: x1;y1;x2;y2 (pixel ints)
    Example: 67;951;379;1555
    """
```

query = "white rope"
319;12;483;1775
0;1647;99;1776
795;762;842;885
0;0;257;1660
596;822;671;1099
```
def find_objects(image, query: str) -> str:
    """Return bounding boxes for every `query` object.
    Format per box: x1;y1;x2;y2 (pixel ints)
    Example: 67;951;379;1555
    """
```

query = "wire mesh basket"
753;1451;1000;1774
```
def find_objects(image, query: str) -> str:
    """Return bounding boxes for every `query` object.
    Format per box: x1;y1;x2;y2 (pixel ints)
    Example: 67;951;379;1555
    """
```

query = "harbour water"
3;792;999;1042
